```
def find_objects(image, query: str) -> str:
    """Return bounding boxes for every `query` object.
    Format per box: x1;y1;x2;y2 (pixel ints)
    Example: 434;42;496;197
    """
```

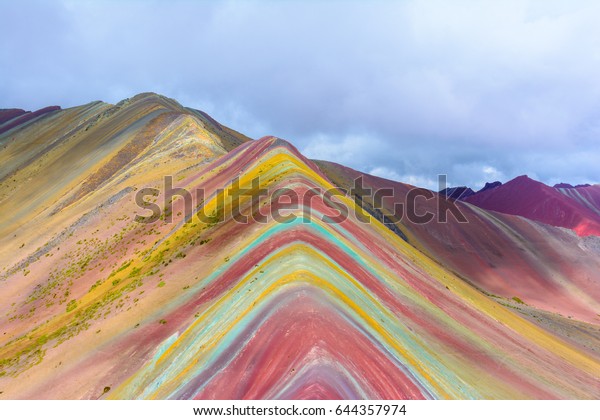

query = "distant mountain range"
0;93;599;399
440;175;600;236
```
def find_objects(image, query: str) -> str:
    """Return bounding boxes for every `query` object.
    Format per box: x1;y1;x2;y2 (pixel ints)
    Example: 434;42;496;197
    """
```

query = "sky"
1;0;599;190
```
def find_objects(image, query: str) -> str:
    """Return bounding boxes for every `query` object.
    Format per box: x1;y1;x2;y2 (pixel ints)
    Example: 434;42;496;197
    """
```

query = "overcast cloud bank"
1;0;599;189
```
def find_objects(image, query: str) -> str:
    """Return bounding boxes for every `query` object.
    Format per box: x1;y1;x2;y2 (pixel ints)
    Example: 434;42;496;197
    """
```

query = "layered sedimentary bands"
0;93;599;399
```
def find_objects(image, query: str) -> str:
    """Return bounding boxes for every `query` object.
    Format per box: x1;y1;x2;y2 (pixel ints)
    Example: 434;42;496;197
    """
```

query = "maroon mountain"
465;175;600;237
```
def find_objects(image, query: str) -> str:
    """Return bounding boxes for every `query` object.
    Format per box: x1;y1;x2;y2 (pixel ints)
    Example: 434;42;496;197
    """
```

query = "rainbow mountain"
0;93;599;399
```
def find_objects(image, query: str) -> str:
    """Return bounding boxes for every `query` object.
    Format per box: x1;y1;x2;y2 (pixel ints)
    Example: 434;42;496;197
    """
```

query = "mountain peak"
554;183;574;188
466;173;600;236
478;181;502;193
439;186;475;200
130;91;172;102
511;174;534;183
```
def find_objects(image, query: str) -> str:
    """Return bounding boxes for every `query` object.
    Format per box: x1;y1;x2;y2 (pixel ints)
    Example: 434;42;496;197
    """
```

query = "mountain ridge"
464;175;600;236
0;94;599;399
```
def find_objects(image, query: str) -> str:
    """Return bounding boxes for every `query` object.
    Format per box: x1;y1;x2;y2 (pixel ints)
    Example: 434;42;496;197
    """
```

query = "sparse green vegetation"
89;279;103;292
0;210;219;377
66;300;78;313
110;260;132;277
128;267;141;278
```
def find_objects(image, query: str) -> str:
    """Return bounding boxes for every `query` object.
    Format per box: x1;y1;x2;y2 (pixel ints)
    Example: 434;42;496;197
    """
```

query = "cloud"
1;0;599;188
369;168;439;191
369;167;402;182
